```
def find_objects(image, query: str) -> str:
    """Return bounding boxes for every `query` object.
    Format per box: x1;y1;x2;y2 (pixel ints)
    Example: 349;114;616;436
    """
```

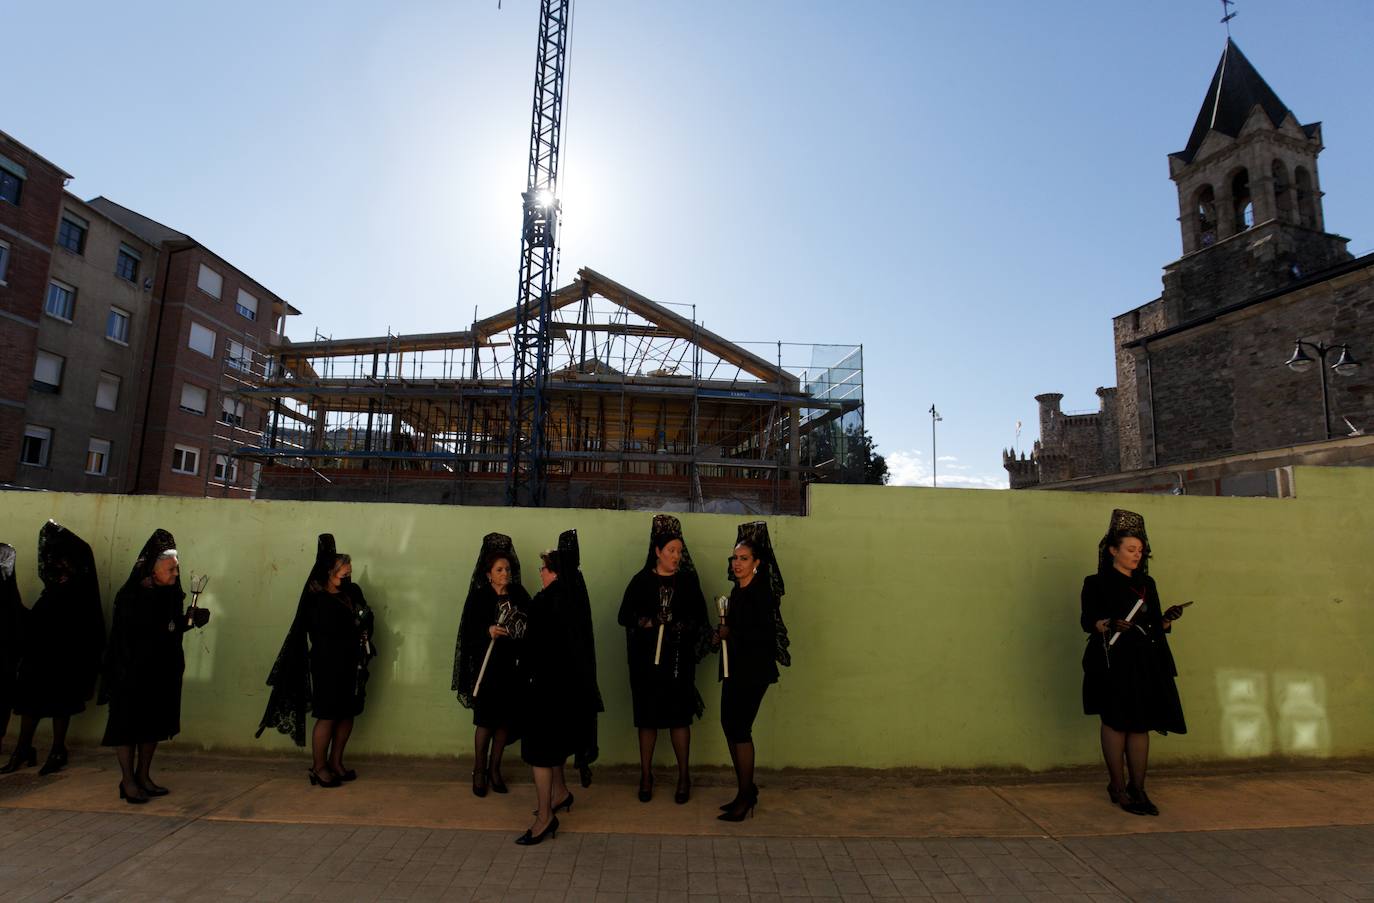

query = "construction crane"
504;0;572;506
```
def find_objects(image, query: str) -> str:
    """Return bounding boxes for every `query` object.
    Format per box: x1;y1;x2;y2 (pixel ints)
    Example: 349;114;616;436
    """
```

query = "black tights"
12;714;69;755
473;725;511;781
1100;723;1150;791
724;739;756;809
114;742;159;800
311;718;355;779
637;727;691;790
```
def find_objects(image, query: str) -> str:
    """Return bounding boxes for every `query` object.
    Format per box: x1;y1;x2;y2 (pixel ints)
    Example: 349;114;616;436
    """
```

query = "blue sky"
9;1;1372;488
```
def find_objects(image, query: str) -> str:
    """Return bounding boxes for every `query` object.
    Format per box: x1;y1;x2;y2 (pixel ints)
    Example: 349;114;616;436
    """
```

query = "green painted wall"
3;467;1370;770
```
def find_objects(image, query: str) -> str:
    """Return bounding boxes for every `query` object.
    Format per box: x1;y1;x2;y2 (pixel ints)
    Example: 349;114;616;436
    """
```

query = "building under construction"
214;267;863;514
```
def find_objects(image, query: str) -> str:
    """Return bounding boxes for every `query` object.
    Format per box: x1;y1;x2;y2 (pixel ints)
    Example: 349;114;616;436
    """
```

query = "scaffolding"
211;268;864;514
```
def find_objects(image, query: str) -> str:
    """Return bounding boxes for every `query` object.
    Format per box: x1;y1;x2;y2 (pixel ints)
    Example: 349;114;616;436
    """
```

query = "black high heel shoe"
720;782;758;811
1128;783;1159;816
0;745;37;774
717;797;755;822
488;770;508;794
308;768;342;788
138;777;170;797
38;747;68;776
675;777;691;805
472;769;489;798
514;815;559;846
552;792;574;814
119;781;149;805
637;775;653;803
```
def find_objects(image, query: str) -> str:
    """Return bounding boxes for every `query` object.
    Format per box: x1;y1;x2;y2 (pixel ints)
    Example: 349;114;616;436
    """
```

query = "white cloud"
885;449;1008;490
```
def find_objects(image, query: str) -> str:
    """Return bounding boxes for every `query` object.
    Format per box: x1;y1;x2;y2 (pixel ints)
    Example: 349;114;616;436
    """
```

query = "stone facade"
1007;40;1373;493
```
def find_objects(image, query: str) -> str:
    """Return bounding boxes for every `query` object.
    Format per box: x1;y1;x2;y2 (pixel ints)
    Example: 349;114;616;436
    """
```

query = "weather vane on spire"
1219;0;1237;38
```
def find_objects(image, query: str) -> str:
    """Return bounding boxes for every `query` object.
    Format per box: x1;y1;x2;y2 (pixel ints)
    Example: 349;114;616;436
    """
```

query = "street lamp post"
929;404;942;487
1283;339;1361;440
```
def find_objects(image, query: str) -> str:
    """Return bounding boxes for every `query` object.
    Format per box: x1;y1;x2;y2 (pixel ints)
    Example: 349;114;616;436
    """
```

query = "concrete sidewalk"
2;751;1373;901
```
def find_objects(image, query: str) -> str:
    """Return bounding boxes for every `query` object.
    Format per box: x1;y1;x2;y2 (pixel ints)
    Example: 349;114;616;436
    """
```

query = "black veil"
255;534;335;745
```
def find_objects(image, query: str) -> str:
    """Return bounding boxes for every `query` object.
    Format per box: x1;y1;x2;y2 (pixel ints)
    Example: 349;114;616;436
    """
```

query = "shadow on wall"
1217;669;1330;758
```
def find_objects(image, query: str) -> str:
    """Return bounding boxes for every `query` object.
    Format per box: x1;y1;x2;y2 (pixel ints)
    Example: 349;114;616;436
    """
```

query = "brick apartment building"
1006;40;1374;495
0;129;298;497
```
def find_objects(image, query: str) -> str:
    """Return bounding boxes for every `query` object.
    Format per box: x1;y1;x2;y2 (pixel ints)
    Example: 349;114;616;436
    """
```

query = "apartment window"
85;438;111;476
179;383;208;415
214;454;238;483
226;339;249;371
235;289;258;321
57;213;89;254
45;280;76;321
171;445;200;475
95;372;121;411
0;239;10;284
0;156;24;205
20;426;51;467
32;350;64;392
188;321;216;357
106;307;131;344
115;245;141;282
219;396;245;426
197;263;222;299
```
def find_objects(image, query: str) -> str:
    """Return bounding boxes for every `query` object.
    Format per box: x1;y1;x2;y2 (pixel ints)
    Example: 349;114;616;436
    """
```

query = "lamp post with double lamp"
929;404;942;487
1283;339;1361;440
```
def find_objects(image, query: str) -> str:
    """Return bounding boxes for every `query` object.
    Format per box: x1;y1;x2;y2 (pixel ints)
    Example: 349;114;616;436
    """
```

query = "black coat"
1080;569;1186;734
100;582;192;745
618;568;708;727
13;582;105;718
0;545;20;726
520;578;590;767
453;583;530;730
304;584;376;721
721;577;779;686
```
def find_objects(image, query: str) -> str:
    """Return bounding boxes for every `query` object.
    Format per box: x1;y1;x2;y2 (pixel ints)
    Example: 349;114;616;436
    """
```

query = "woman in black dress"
0;544;19;755
1;521;105;776
618;515;708;804
712;521;790;823
453;533;529;798
256;534;377;788
515;549;583;846
1080;509;1188;817
99;529;211;803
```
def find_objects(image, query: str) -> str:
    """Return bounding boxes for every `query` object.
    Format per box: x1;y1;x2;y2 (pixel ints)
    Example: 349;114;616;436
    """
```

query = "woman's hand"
716;625;730;642
1164;604;1186;621
489;625;510;639
189;608;211;628
637;617;655;629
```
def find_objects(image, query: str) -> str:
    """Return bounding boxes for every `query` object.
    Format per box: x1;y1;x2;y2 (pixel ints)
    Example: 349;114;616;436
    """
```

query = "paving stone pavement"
3;806;1374;903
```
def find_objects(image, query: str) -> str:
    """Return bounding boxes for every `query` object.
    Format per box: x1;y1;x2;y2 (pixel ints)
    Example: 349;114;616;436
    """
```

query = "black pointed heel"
119;781;148;805
309;768;342;788
0;745;37;774
472;769;489;798
552;792;574;814
488;770;508;794
139;777;170;797
38;747;68;776
637;775;653;803
514;815;559;846
720;782;758;811
675;778;691;805
717;800;755;822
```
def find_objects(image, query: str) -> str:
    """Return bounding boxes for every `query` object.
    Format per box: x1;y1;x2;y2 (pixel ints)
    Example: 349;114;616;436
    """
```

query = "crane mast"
505;0;571;506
